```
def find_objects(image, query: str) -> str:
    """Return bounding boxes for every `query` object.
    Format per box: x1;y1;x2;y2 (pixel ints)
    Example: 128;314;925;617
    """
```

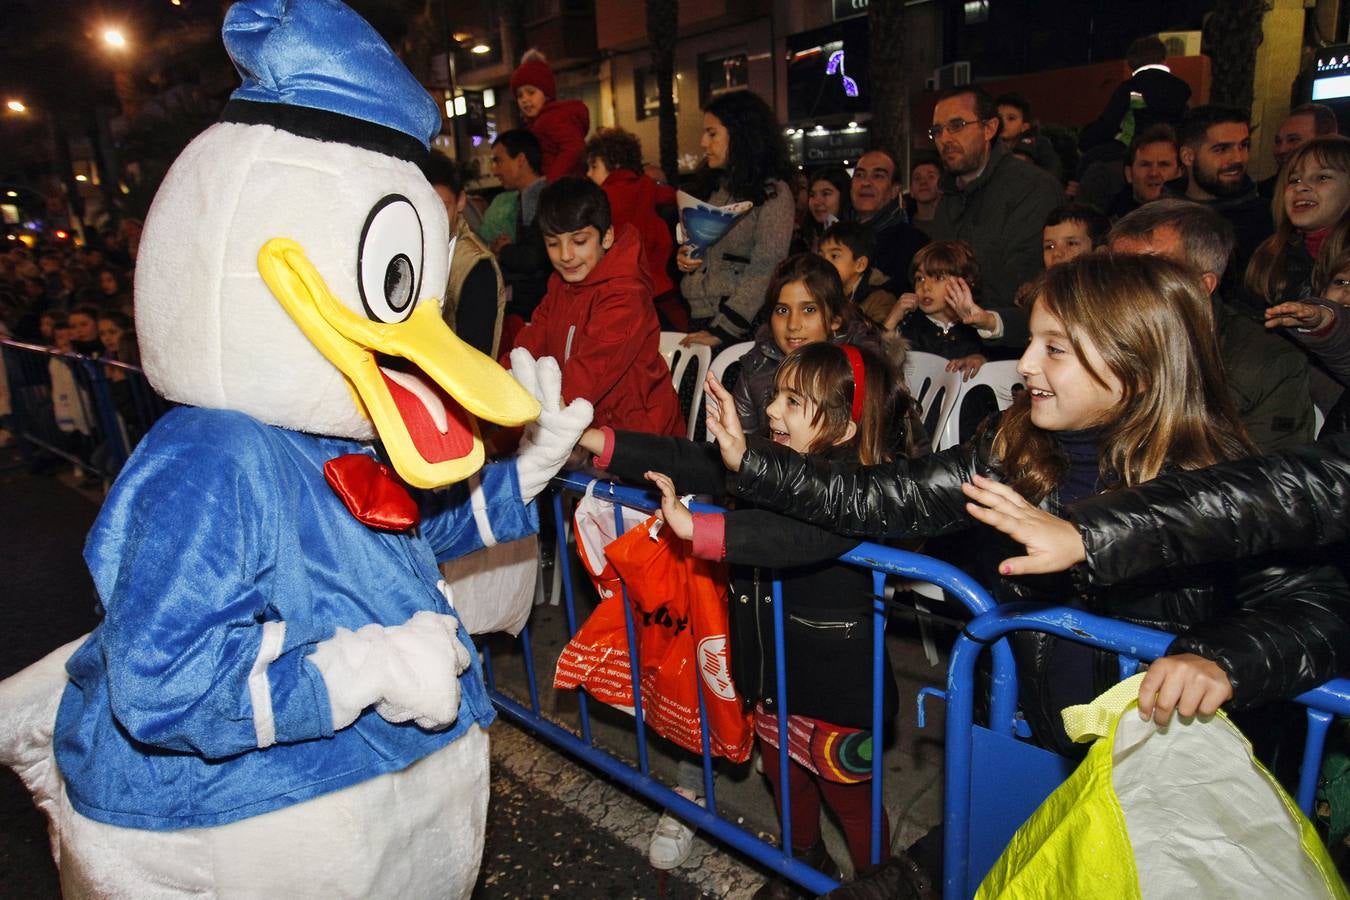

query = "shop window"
699;51;748;105
635;67;679;121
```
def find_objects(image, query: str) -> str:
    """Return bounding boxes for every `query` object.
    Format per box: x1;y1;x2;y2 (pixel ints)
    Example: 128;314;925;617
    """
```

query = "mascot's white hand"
511;348;594;504
308;611;472;731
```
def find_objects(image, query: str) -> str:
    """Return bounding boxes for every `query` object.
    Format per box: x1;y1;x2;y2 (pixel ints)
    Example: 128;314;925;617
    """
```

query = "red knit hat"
510;51;556;101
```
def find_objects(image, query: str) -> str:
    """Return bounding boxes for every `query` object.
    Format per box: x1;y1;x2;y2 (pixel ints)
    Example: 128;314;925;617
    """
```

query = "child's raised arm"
704;372;748;471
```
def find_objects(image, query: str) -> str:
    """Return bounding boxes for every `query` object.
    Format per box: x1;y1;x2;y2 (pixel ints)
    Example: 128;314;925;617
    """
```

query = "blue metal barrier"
484;471;1007;895
2;339;169;481
942;602;1350;900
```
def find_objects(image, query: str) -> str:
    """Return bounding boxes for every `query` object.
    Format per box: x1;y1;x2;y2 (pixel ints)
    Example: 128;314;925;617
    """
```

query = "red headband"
841;344;866;423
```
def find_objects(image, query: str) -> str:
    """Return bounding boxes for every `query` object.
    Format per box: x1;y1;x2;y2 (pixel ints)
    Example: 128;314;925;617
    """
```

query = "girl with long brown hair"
707;252;1348;758
1247;135;1350;306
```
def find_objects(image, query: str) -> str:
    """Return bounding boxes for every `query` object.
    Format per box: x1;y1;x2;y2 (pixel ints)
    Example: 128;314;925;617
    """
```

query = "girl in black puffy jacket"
576;342;922;889
707;253;1350;758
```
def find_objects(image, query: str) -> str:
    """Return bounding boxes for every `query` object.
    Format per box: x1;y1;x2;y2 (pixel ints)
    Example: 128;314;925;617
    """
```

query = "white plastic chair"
703;341;755;441
937;360;1026;451
903;352;964;452
659;332;713;442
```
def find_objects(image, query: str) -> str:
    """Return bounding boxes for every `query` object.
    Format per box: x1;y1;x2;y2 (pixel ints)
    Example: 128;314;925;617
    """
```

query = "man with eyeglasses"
926;86;1063;346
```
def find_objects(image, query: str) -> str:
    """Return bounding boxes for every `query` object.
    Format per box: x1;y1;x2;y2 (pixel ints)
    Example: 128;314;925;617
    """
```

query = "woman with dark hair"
677;89;794;349
795;165;853;253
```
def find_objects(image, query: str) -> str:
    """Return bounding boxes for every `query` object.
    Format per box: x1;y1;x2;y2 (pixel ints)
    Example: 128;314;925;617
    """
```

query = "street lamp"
5;99;26;113
103;28;128;49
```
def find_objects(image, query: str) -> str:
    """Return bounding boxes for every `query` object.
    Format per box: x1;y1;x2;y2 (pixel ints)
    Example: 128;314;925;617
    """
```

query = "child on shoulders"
511;50;591;182
510;177;683;437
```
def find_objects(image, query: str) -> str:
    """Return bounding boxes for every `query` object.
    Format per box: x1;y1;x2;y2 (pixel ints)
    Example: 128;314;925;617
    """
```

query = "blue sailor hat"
220;0;440;161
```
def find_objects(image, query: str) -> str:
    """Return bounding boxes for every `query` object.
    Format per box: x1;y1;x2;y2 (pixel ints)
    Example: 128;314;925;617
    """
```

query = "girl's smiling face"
769;279;840;356
807;179;842;224
1285;161;1350;232
1018;298;1124;432
765;384;823;451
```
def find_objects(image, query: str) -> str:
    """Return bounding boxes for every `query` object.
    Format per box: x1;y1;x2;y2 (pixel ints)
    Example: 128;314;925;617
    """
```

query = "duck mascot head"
0;1;590;896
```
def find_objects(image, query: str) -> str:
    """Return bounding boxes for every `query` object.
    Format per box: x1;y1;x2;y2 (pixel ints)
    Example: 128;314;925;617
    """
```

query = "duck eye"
357;194;424;324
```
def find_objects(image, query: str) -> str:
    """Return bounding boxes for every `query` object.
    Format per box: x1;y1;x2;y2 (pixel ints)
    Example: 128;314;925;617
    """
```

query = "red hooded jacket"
600;169;675;298
511;225;684;437
528;99;590;182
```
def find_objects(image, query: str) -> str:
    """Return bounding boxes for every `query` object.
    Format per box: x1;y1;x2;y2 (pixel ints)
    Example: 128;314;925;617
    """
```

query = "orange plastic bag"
555;508;753;763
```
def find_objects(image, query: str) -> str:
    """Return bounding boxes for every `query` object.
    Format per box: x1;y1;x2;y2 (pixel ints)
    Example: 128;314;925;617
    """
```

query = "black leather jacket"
603;432;899;730
1072;431;1350;580
735;424;1350;752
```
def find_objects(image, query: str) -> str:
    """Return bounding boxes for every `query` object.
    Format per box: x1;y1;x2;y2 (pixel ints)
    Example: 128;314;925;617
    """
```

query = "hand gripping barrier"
485;472;1007;895
942;602;1350;900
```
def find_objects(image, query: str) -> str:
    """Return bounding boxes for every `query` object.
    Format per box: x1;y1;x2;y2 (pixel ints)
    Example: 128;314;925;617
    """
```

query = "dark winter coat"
731;319;883;438
732;419;1350;754
602;431;899;729
929;140;1063;316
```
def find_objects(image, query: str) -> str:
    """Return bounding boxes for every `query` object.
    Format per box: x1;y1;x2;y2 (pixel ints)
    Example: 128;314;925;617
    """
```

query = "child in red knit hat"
511;49;591;182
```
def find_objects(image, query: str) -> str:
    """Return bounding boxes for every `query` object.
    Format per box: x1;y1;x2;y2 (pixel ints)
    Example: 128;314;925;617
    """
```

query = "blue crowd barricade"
2;338;169;482
941;602;1350;900
483;471;1008;895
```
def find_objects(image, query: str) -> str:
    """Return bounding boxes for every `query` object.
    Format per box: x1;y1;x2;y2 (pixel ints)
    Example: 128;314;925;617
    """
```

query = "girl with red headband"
574;341;922;890
510;49;591;181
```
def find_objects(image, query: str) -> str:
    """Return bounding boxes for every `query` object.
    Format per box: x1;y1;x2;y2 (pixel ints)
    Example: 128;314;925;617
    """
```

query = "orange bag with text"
555;508;752;762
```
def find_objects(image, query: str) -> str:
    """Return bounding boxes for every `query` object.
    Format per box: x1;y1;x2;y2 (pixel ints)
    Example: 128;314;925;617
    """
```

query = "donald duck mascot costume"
0;1;591;896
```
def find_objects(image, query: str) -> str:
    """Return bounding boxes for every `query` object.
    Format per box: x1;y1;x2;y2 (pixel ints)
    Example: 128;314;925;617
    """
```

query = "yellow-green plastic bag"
978;674;1349;899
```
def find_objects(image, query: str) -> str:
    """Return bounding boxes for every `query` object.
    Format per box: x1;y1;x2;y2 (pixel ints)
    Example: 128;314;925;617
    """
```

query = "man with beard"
1172;105;1273;310
1258;103;1339;199
926;85;1063;346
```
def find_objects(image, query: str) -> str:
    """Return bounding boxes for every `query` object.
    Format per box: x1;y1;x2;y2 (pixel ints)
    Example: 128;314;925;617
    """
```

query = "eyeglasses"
927;118;984;141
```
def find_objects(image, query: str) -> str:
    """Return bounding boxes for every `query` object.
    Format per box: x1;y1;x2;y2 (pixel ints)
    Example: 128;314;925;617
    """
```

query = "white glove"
510;348;594;503
307;611;472;731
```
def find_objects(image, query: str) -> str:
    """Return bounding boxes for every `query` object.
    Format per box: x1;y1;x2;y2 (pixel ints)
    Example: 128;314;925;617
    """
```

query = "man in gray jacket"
927;86;1063;348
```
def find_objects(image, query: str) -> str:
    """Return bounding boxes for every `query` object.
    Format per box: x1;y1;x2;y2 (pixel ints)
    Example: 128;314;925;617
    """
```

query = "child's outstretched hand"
961;474;1086;574
1265;300;1335;332
1137;654;1233;725
703;373;747;472
945;277;997;332
645;471;693;540
946;353;986;380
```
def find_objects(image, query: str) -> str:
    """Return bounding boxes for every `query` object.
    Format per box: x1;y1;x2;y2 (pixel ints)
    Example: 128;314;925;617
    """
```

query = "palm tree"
1202;0;1269;111
867;0;908;172
645;0;679;182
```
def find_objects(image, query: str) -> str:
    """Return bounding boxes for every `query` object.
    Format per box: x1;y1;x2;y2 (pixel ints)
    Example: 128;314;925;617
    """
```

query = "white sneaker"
648;791;701;869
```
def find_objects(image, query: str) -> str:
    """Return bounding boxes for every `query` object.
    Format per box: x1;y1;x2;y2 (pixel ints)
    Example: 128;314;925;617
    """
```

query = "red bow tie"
324;454;419;532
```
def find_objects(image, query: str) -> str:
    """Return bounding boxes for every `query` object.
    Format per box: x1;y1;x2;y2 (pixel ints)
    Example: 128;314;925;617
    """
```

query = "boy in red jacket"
511;50;591;182
511;177;685;437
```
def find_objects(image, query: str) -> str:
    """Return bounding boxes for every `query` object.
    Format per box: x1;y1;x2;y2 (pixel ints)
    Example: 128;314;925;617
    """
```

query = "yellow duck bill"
257;237;540;489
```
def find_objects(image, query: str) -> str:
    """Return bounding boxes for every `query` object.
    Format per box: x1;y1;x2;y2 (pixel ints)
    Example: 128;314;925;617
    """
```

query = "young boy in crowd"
818;221;897;329
1041;203;1110;269
882;240;986;377
510;177;684;437
1014;203;1112;310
